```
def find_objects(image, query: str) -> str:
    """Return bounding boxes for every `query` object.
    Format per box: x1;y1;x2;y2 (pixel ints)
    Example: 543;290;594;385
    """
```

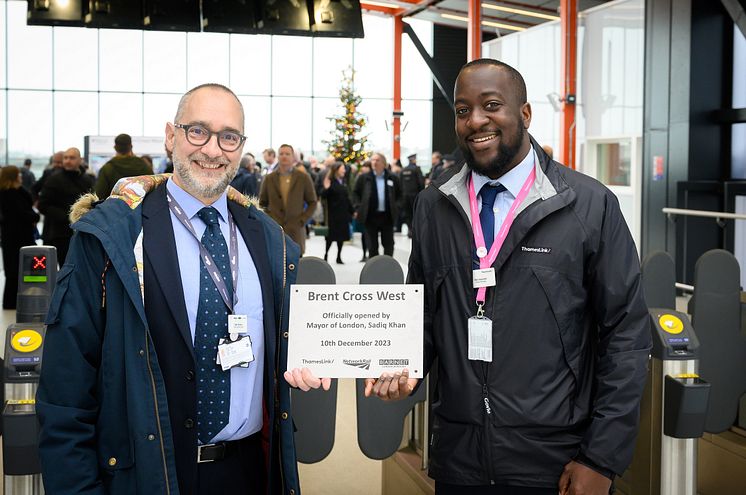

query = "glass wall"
0;1;434;174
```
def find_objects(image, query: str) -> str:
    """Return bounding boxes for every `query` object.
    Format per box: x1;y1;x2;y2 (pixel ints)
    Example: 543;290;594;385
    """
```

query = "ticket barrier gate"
3;323;46;495
2;246;57;494
618;308;710;495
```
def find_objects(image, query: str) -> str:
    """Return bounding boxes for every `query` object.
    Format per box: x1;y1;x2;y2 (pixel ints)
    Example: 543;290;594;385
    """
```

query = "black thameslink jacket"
408;138;651;488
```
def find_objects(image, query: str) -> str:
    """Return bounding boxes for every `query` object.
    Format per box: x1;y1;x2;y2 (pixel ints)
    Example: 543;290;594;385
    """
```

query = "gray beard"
173;156;236;200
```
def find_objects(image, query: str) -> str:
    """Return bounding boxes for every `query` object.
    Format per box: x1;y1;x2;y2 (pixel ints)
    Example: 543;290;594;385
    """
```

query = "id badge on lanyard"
467;166;536;362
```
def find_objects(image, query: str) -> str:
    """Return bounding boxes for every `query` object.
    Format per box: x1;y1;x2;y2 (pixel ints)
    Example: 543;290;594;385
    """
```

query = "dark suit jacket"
141;184;276;495
353;169;401;225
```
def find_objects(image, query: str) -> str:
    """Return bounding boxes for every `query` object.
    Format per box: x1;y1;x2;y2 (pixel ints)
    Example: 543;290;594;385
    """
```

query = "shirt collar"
167;177;229;224
471;146;535;199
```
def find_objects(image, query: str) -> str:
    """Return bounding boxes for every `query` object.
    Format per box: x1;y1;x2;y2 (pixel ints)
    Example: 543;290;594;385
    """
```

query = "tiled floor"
0;230;416;494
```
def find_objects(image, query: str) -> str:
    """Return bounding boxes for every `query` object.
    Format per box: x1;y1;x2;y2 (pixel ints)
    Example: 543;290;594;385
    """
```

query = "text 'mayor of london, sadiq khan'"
37;83;326;495
364;59;651;495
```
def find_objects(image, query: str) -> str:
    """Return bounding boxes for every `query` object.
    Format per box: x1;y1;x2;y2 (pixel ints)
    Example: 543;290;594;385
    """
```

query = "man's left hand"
283;367;331;392
558;461;612;495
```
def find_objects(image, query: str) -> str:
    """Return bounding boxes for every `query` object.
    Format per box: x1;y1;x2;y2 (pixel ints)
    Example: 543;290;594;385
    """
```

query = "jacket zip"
436;185;498;485
145;328;171;494
482;383;496;485
276;229;287;493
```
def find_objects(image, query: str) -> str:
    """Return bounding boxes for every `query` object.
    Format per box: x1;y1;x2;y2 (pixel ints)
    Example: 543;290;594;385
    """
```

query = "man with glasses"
38;83;324;495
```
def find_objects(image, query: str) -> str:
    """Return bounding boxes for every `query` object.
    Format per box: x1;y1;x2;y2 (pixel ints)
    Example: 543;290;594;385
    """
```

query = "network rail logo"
343;359;371;370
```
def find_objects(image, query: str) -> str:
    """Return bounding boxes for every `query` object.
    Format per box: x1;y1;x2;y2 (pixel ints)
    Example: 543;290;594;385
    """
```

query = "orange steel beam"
393;15;403;160
360;3;403;16
467;0;482;60
560;0;577;169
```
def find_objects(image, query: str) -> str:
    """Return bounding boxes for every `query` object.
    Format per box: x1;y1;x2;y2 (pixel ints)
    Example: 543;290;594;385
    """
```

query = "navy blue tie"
479;184;506;252
194;207;233;443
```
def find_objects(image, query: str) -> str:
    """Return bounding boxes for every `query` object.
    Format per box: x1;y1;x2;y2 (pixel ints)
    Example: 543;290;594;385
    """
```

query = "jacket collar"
436;135;564;229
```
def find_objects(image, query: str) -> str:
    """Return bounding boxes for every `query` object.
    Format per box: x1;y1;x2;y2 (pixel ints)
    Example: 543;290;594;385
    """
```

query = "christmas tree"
324;67;370;166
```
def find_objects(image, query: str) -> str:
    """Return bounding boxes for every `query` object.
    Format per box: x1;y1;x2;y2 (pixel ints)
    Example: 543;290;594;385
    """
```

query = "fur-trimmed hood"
68;173;259;224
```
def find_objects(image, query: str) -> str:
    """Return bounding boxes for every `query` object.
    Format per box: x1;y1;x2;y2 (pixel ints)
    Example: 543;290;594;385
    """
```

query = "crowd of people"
0;126;445;309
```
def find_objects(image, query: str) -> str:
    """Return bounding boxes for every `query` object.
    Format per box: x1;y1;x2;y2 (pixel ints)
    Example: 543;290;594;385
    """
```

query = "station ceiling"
361;0;611;34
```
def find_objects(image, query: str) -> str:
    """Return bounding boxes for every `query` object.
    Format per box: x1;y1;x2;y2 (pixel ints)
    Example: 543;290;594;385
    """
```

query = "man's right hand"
364;369;418;401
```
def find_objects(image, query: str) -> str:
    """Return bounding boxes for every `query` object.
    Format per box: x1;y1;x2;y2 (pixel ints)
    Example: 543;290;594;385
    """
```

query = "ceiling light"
482;3;560;21
440;13;469;22
482;19;525;31
441;13;525;31
361;0;402;8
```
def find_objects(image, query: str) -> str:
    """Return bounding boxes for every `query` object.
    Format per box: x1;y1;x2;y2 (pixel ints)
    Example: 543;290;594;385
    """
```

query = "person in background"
31;151;63;202
141;154;154;171
320;162;354;264
0;166;40;309
353;152;401;257
37;147;94;264
352;160;371;261
430;153;457;182
399;153;425;238
262;148;278;175
230;152;262;197
95;133;153;199
20;158;36;192
429;151;443;181
259;144;318;255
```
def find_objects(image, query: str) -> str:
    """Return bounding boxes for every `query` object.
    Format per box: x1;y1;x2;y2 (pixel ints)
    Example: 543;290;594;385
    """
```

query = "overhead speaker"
311;0;364;38
83;1;144;29
27;0;84;26
143;0;200;32
203;0;261;34
259;0;313;36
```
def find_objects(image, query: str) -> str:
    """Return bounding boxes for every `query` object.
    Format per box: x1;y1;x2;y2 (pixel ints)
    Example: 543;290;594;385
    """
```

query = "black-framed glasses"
174;123;246;152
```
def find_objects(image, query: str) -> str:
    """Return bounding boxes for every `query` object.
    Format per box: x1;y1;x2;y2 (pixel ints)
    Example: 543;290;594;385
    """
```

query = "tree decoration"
323;67;370;166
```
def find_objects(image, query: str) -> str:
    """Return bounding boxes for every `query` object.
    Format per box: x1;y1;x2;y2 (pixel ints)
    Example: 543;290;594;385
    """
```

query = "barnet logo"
343;359;371;370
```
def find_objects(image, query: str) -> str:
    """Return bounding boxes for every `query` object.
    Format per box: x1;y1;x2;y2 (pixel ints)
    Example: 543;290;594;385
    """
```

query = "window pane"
230;34;272;95
144;31;187;93
239;96;271;161
400;99;432;167
313;38;353;98
354;15;392;99
401;18;433;100
358;98;392;157
0;4;6;88
312;97;341;158
0;90;6;163
100;29;143;92
144;93;182;137
54;27;98;91
100;93;143;136
271;97;312;152
271;36;312;97
55;92;98;152
8;90;53;161
7;2;52;89
187;32;230;88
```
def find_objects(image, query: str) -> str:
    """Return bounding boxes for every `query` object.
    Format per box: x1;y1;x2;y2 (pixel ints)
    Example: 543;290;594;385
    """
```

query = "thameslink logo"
521;246;552;254
343;359;371;370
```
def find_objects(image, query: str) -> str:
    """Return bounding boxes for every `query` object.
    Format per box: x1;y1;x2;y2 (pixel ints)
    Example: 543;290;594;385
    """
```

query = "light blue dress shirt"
166;178;265;443
471;147;536;243
375;171;386;212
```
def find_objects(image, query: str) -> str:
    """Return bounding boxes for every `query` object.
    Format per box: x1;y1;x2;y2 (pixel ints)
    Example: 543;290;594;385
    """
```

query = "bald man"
38;147;94;263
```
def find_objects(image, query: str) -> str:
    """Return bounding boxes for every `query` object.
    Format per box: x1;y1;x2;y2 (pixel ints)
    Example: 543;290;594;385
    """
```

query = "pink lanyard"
468;165;536;312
